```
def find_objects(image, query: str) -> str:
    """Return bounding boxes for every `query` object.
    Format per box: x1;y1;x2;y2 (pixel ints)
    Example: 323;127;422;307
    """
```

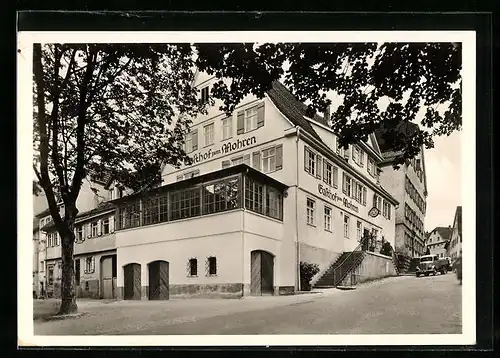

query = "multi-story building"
425;226;452;258
34;172;131;299
376;123;428;258
109;74;399;299
448;206;462;260
34;75;404;300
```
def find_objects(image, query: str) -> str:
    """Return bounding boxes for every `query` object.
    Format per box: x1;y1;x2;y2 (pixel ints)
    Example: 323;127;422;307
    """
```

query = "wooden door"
261;251;274;295
148;261;169;300
124;263;141;300
250;251;262;295
101;256;114;299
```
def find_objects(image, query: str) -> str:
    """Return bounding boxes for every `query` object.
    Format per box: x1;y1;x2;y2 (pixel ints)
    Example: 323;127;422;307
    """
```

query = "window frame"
203;122;215;147
200;86;210;104
344;214;350;238
306;198;316;226
222;116;233;140
324;206;332;232
261;146;277;174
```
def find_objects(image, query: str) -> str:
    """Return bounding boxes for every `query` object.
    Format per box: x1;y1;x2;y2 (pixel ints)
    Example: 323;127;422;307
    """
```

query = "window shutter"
109;216;115;233
237;111;245;134
252;151;261;171
91;257;96;272
363;187;367;205
342;173;346;193
97;220;102;236
256;102;265;128
304;147;309;172
316;155;322;179
221;160;230;169
275;144;283;170
191;129;198;151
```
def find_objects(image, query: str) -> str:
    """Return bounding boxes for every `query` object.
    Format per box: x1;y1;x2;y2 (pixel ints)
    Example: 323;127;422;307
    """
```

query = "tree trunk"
58;226;78;315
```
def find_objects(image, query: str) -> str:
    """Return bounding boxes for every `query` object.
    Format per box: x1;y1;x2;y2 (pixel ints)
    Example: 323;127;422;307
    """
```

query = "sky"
423;130;462;232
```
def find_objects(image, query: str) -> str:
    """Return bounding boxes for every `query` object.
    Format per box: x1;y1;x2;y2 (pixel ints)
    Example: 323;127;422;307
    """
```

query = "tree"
380;240;393;256
194;42;462;166
32;43;205;314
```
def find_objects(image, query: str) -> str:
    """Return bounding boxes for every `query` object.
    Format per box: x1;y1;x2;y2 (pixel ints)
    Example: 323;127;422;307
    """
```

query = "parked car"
416;254;448;277
453;256;462;285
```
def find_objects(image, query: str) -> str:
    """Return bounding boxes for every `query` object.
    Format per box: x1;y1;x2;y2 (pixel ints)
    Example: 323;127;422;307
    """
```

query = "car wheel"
425;273;429;276
433;269;437;276
416;273;420;277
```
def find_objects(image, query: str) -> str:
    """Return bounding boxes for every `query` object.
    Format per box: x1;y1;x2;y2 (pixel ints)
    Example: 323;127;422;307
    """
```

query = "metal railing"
331;235;370;286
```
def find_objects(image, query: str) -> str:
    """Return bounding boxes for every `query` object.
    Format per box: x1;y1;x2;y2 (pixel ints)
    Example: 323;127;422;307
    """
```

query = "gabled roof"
430;226;453;241
266;81;323;141
40;201;115;232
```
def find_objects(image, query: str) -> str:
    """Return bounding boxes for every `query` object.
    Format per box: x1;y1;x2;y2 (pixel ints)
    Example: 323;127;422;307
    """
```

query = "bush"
300;261;320;291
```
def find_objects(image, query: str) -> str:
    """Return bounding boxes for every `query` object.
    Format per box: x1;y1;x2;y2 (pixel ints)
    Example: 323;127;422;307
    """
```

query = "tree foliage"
32;43;204;314
194;42;462;165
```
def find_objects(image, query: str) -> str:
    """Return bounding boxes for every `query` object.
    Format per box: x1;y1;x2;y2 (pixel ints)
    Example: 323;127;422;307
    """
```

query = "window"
344;215;350;238
118;202;141;230
184;170;200;180
204;178;240;215
171;187;201;221
266;187;283;220
368;158;377;177
231;155;250;166
382;200;392;220
142;197;160;226
371;228;378;241
357;221;362;241
40;261;44;272
237;103;265;134
352;146;359;163
262;146;276;173
324;206;332;231
100;218;110;235
203;123;214;146
188;258;198;276
306;199;316;226
207;257;217;276
222;116;232;140
305;147;316;176
74;259;80;285
336;138;344;156
91;221;99;237
184;129;198;153
342;173;352;197
84;257;95;274
200;86;209;104
245;177;264;215
324;161;332;186
48;266;54;285
76;226;83;241
373;194;382;211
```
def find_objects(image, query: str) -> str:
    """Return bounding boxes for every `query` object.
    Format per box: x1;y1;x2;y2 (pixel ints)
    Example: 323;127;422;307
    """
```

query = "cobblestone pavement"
33;274;461;335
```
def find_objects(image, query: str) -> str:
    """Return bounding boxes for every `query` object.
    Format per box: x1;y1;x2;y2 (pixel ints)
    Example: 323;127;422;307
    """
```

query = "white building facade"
111;73;398;298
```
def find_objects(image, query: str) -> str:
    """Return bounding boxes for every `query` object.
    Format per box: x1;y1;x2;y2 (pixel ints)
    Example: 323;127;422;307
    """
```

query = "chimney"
324;105;331;125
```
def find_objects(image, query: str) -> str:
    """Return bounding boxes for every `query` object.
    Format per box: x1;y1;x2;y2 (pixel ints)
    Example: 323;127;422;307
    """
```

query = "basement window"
188;258;198;277
206;257;217;276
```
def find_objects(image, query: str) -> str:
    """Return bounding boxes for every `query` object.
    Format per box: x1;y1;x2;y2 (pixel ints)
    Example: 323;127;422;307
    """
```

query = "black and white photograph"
18;30;476;346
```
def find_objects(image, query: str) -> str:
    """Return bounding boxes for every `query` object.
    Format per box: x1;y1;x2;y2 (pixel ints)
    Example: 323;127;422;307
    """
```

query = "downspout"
242;170;247;296
295;126;301;291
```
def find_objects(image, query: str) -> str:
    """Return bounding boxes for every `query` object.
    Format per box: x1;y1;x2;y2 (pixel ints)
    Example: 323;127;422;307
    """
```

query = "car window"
420;257;433;262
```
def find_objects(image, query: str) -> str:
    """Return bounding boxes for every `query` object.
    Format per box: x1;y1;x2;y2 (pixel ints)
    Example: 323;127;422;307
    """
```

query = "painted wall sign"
318;184;359;213
191;136;257;164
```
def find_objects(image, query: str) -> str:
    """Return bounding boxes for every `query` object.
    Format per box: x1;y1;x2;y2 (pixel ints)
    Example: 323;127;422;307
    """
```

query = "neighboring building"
448;206;462;260
109;75;399;299
376;123;428;258
425;226;452;258
34;171;131;299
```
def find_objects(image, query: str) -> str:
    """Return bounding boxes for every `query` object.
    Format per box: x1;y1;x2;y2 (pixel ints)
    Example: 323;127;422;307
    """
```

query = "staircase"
313;236;370;289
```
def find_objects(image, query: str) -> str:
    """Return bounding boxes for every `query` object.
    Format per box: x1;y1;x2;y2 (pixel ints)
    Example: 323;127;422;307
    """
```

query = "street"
34;273;461;335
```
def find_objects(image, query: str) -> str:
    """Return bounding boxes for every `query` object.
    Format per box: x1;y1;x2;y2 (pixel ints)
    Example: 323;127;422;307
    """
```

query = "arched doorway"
250;250;274;296
148;260;169;300
123;263;141;300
